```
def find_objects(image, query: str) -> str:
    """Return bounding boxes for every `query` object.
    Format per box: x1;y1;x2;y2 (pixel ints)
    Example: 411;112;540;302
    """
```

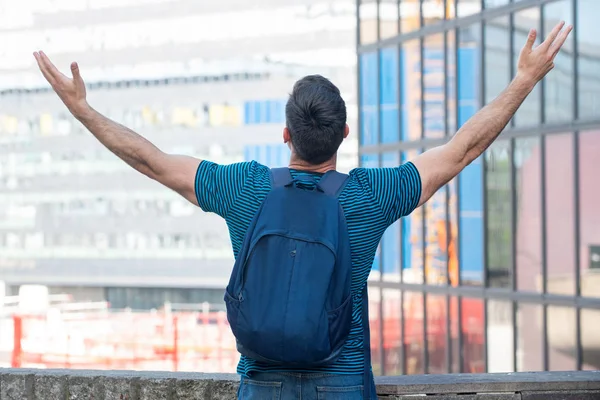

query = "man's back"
194;160;422;376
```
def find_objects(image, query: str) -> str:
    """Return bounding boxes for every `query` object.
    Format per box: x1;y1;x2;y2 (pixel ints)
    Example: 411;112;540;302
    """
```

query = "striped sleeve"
194;160;254;218
362;162;422;224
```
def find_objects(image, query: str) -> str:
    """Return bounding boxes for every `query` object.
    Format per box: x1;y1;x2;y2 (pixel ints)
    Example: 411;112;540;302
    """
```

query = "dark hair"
285;75;347;165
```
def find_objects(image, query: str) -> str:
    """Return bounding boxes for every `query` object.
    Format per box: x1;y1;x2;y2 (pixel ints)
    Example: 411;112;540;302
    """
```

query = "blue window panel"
380;47;400;144
277;144;290;167
458;157;484;285
244;145;260;162
361;110;378;146
424;48;444;61
424;86;444;95
280;100;287;123
457;47;479;126
360;52;379;146
400;151;422;276
256;144;267;165
401;218;412;274
270;100;282;124
264;100;272;123
399;48;420;142
456;43;483;284
381;108;399;144
360;154;379;168
264;143;273;166
400;49;408;142
277;145;286;167
381;152;398;167
381;152;400;276
244;102;253;125
262;101;271;124
380;48;399;105
253;101;262;124
383;221;400;276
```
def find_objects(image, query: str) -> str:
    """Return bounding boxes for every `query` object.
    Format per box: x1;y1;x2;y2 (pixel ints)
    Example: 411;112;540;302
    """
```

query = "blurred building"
0;0;358;311
359;0;600;376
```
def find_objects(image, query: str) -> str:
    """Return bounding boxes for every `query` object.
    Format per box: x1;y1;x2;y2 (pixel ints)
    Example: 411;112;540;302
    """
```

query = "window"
485;17;510;104
404;292;424;374
457;0;481;17
484;0;509;8
368;287;382;375
582;306;600;370
487;300;514;372
577;0;600;118
424;34;445;139
543;0;574;122
458;24;481;128
461;298;485;373
380;48;399;144
514;137;542;292
513;8;541;126
424;0;445;25
485;140;512;288
401;39;422;141
426;295;448;373
548;306;577;371
578;130;600;297
590;246;600;270
447;30;457;135
382;153;401;281
425;181;448;285
456;30;484;287
516;303;543;371
545;133;576;296
359;0;378;44
379;0;398;39
382;289;402;375
399;0;421;34
401;150;424;284
360;52;379;146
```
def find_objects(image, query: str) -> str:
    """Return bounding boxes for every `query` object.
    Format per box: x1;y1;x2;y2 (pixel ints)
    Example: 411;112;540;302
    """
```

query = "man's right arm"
34;51;201;206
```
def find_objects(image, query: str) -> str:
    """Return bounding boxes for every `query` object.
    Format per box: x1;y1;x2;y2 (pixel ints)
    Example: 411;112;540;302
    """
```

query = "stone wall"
1;368;599;399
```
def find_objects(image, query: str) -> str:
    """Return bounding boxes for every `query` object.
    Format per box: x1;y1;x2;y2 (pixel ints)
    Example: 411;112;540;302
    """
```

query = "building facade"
0;0;358;310
358;0;600;375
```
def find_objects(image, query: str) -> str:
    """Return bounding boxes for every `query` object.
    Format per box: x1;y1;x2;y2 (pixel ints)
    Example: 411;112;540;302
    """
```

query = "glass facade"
359;0;600;374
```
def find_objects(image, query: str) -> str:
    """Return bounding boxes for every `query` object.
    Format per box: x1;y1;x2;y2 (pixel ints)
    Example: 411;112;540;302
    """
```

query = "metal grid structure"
357;0;600;376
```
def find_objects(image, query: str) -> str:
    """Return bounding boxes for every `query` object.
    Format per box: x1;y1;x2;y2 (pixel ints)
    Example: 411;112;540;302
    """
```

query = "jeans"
237;371;377;400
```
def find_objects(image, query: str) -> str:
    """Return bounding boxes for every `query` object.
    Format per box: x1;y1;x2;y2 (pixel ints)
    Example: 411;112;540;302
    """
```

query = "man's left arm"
411;22;572;208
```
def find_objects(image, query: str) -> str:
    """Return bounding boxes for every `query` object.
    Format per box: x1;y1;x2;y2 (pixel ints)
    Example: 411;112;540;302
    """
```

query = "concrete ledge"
1;368;599;399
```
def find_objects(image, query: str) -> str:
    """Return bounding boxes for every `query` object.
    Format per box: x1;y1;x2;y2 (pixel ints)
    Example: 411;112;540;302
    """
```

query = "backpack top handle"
270;167;349;196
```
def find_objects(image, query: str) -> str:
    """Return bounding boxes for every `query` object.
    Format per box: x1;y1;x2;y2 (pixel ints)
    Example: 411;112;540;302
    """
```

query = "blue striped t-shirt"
194;160;422;376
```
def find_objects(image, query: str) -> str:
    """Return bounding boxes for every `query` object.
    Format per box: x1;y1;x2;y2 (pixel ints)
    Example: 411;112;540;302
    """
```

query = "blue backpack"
224;167;353;367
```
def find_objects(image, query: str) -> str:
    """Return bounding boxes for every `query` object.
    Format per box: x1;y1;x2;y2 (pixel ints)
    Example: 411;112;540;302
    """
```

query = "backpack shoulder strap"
318;170;349;197
270;167;293;188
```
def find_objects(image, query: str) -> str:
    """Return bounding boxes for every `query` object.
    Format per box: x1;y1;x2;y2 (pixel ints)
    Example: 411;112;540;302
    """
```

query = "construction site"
0;285;239;372
0;282;484;375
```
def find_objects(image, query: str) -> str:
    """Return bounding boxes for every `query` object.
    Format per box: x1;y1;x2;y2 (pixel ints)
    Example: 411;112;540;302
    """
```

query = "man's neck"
288;156;336;174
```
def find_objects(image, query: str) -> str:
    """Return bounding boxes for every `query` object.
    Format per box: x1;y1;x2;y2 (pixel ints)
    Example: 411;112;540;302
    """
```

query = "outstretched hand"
517;21;573;86
33;51;89;118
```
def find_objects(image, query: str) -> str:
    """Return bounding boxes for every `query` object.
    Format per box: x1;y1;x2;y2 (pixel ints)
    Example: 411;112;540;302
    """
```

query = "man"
34;21;571;400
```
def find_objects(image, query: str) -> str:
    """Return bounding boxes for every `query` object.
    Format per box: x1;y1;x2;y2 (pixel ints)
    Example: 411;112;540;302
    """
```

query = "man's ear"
343;124;350;139
283;127;291;143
